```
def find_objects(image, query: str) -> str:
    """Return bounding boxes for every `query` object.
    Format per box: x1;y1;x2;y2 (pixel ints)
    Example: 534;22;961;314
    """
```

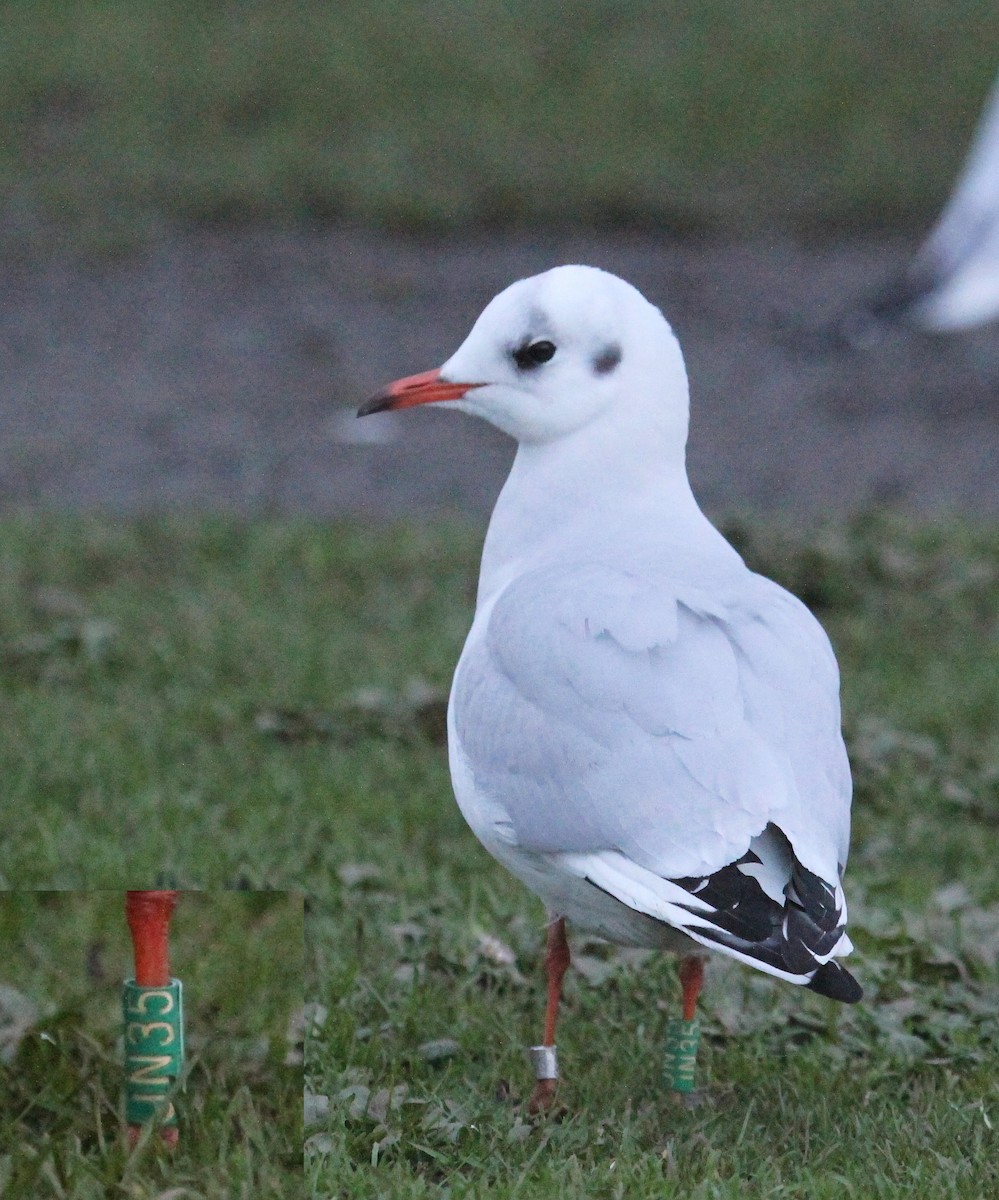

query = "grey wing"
454;562;851;883
451;561;858;994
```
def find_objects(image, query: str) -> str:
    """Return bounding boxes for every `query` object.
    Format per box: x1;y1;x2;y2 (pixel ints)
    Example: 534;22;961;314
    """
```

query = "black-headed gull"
870;70;999;332
360;266;861;1109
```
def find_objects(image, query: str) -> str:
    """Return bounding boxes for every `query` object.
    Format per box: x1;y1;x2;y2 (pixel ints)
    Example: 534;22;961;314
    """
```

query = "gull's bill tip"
358;367;483;417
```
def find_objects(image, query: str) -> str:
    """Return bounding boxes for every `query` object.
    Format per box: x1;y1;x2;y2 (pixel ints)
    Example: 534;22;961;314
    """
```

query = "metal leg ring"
528;1044;558;1081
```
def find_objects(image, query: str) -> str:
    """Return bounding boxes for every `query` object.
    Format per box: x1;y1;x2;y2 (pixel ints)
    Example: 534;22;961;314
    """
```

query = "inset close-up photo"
0;890;303;1199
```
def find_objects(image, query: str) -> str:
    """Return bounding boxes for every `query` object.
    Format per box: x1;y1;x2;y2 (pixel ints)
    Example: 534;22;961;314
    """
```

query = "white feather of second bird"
907;70;999;330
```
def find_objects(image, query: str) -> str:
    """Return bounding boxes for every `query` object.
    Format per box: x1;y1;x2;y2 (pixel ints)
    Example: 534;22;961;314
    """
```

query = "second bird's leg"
125;890;182;1147
526;916;570;1113
679;954;704;1020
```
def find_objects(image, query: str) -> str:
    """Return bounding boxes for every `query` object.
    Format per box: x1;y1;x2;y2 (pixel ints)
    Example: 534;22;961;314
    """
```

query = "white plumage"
881;70;999;331
361;265;861;1007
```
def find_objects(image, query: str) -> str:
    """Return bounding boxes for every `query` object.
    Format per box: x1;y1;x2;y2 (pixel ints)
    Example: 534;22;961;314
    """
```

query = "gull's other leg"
526;916;570;1113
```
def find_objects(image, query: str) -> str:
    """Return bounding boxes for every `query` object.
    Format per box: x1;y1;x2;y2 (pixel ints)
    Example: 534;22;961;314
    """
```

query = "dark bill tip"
357;391;395;418
357;368;484;417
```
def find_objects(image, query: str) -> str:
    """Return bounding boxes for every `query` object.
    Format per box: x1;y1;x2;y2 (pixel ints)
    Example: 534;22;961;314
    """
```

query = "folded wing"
452;560;858;995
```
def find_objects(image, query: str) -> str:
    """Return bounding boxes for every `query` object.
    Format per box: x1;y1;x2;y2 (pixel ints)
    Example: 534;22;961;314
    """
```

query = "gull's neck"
477;414;742;607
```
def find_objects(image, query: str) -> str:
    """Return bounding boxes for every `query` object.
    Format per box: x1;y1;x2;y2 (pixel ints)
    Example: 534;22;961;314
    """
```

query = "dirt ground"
4;225;998;525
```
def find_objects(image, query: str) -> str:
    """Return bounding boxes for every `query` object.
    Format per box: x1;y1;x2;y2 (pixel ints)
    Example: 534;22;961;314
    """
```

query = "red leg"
527;917;570;1113
679;954;705;1021
126;891;177;988
126;891;180;1147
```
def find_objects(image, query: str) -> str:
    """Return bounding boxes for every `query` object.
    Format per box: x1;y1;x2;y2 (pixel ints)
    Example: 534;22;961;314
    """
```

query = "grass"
0;890;303;1198
0;515;477;889
1;513;998;1193
1;1;997;251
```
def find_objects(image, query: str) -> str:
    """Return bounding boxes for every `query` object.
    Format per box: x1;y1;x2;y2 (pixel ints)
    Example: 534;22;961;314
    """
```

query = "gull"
359;266;862;1110
863;70;999;333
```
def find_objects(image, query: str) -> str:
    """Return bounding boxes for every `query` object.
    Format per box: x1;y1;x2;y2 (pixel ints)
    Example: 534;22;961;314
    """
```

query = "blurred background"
2;0;997;521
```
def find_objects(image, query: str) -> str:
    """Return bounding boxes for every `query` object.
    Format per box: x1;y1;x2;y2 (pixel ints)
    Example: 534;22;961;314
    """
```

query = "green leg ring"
665;1016;700;1093
123;979;185;1127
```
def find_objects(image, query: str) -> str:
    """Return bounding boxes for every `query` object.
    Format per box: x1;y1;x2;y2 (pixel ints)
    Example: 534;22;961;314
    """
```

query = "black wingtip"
806;960;863;1004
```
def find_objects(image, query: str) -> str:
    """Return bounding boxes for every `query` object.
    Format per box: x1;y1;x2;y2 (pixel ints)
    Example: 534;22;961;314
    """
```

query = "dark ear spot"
593;344;622;375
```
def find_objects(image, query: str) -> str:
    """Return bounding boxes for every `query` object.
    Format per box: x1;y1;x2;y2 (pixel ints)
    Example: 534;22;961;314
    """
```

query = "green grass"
0;515;478;889
1;513;998;1193
0;890;303;1198
1;1;996;251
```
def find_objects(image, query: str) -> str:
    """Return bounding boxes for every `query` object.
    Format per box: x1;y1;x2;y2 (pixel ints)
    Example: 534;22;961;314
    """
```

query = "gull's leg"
666;954;705;1094
526;916;570;1113
125;891;183;1147
679;954;704;1020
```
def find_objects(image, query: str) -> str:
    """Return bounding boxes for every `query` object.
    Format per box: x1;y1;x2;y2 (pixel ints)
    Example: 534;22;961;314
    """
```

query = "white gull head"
440;265;690;450
361;265;691;462
359;265;728;593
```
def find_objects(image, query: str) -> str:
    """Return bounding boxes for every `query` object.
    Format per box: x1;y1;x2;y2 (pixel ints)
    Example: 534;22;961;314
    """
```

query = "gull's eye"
513;339;557;370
